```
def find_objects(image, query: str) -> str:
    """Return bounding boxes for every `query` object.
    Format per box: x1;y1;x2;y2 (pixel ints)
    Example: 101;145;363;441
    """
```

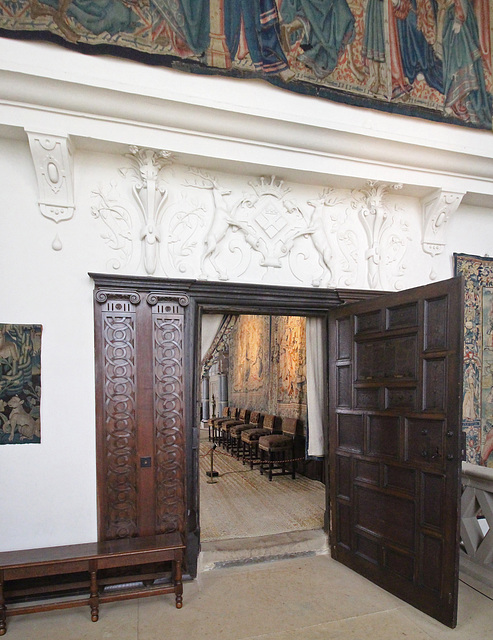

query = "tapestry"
0;1;492;131
229;314;307;423
455;253;493;467
0;323;42;445
271;315;307;419
230;314;271;411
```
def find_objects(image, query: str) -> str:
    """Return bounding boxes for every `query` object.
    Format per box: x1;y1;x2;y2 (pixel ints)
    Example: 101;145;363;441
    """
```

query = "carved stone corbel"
421;189;465;280
26;131;75;251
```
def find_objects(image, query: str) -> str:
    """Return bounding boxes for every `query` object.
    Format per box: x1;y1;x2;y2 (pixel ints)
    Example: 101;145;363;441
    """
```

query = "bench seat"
0;532;185;635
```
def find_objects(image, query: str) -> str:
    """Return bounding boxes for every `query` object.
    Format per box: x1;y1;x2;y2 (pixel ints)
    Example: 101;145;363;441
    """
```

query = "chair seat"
230;424;256;437
241;428;270;443
258;434;292;450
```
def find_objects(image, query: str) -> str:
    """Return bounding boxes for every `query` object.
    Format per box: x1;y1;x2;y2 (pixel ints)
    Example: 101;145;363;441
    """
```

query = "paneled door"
329;277;463;628
93;285;188;542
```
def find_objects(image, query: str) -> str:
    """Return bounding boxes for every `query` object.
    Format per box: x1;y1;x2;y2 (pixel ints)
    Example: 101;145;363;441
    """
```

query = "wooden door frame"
91;272;382;577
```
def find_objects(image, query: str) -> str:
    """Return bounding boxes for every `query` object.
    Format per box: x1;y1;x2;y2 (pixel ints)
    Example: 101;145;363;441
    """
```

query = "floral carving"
351;181;409;290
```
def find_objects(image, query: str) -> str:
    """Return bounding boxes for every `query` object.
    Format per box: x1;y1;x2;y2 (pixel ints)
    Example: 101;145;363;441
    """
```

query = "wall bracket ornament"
26;131;75;251
421;189;465;280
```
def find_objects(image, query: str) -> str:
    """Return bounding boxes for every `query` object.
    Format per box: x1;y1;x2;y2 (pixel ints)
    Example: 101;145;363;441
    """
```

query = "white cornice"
0;46;492;205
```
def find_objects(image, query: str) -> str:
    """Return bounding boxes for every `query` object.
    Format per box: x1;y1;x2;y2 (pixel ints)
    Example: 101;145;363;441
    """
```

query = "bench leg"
0;571;6;636
89;567;99;622
173;557;183;609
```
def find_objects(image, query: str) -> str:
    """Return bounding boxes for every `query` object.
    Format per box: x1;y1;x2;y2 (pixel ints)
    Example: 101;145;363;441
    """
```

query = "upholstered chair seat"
258;417;299;481
241;414;281;468
257;434;290;448
229;411;263;459
219;409;251;450
209;407;240;443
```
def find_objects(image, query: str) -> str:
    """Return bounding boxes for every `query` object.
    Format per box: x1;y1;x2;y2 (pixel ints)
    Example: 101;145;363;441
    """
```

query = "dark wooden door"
93;286;188;542
329;277;463;628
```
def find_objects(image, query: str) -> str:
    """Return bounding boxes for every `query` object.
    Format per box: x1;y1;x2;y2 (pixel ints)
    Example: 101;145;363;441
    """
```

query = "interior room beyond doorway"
199;312;326;559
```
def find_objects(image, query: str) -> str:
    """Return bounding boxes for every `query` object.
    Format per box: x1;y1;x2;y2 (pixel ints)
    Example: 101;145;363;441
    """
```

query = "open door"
329;277;463;628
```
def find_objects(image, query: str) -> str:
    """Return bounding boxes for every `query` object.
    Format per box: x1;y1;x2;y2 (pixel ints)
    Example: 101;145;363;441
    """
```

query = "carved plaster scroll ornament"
121;147;173;275
26;131;75;251
91;181;133;271
351;181;404;290
421;189;465;280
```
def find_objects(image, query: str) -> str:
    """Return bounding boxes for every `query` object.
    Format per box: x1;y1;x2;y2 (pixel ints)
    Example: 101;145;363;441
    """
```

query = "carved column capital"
26;131;75;251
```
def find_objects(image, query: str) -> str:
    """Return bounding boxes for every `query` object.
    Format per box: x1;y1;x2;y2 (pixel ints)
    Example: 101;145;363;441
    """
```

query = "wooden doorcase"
329;277;463;628
93;286;189;542
91;273;343;577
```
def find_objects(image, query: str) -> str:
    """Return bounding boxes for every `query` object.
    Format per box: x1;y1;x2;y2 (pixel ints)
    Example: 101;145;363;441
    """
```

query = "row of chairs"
207;407;299;481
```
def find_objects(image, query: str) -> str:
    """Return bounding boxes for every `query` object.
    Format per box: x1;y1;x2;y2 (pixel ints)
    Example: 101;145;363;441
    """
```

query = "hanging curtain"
201;314;224;362
305;316;326;457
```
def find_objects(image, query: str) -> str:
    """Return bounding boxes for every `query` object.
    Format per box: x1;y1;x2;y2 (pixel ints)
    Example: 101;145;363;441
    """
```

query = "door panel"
94;288;188;542
329;277;463;628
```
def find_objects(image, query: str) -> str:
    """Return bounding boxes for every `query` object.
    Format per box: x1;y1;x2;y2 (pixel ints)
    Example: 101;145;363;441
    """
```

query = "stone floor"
4;553;492;639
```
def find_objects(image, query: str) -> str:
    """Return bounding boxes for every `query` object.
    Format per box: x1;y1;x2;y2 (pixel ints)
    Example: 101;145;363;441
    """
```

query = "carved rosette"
99;293;140;539
150;295;187;534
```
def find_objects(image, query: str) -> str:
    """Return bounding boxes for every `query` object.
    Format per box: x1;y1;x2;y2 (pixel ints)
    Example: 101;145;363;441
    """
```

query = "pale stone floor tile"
137;555;406;640
4;556;492;640
3;598;139;640
245;608;433;640
398;581;493;640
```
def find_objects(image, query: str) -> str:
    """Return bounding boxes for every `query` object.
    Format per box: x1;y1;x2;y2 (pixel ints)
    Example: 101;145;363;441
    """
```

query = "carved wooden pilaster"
148;293;189;535
95;290;141;539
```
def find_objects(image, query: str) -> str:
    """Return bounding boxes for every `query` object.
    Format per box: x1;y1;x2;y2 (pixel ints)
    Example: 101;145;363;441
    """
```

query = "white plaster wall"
1;37;493;552
0;138;98;551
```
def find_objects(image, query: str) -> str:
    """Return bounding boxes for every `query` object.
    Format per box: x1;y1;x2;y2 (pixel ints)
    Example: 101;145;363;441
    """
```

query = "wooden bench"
0;532;185;635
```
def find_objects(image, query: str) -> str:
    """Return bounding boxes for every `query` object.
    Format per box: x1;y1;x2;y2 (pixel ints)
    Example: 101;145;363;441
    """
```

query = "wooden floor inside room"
199;426;326;542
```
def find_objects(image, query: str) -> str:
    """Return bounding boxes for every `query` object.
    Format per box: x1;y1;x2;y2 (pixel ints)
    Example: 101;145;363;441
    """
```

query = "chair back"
281;417;299;437
238;408;250;422
221;407;229;418
262;414;281;433
249;411;261;426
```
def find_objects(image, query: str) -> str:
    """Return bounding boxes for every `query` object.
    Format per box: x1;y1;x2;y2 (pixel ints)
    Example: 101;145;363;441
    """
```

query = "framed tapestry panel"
455;253;493;466
0;323;42;445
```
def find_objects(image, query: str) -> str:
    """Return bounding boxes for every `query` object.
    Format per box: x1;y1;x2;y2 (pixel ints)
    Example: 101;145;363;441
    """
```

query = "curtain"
306;316;326;457
201;314;225;362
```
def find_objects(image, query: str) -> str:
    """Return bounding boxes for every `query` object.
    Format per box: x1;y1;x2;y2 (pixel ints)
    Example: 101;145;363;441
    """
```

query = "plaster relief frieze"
121;147;173;275
91;181;134;271
92;147;173;274
421;189;465;280
26;131;75;251
163;170;361;287
351;181;409;290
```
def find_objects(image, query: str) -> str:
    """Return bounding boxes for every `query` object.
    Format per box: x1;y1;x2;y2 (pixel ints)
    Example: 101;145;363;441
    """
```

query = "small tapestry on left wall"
0;323;42;444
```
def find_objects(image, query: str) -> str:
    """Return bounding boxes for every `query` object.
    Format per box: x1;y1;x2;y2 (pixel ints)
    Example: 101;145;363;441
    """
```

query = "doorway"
198;312;327;564
92;273;462;627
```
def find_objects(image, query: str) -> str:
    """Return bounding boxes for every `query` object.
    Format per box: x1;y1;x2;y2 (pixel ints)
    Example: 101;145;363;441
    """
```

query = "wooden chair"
241;414;281;468
259;417;299;481
219;408;251;450
213;407;240;442
208;407;237;442
208;406;229;442
229;411;263;459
